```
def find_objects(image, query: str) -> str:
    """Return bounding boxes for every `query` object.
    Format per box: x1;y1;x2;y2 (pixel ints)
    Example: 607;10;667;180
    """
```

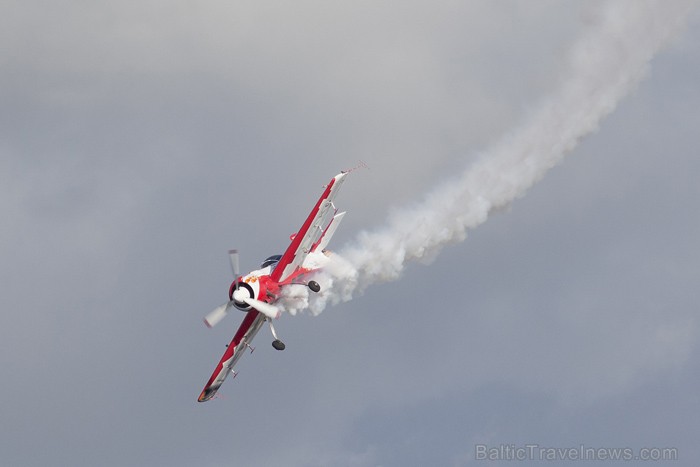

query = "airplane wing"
198;310;266;402
271;172;347;283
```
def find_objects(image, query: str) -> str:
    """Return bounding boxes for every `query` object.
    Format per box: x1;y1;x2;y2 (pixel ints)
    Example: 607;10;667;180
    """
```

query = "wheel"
272;339;286;351
308;280;321;293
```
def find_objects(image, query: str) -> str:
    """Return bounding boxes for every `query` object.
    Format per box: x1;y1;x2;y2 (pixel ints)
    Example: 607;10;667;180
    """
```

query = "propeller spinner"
203;250;281;328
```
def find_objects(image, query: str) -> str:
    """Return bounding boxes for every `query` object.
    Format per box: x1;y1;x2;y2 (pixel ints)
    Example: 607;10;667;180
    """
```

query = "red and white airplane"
198;172;348;402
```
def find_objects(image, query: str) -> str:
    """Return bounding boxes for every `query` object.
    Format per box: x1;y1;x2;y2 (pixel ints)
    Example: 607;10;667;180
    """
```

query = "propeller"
203;301;235;328
228;249;240;280
231;288;280;319
202;249;241;328
242;297;281;320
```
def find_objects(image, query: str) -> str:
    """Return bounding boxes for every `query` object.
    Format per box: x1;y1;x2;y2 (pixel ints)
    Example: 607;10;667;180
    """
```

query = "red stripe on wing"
198;310;260;402
270;176;339;283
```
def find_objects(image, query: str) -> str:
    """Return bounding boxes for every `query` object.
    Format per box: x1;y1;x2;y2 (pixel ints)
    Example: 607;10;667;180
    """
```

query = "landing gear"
267;318;285;351
308;280;321;293
272;339;286;351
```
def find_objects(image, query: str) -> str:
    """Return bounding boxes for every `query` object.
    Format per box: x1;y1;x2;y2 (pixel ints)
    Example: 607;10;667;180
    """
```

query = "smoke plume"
281;0;698;316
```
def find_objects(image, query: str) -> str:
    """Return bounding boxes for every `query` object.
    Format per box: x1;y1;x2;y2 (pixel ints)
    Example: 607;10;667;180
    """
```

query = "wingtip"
198;387;218;402
342;160;369;174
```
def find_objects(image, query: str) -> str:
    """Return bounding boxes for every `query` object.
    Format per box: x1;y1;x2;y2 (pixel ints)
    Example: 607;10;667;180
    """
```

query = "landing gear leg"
267;318;285;351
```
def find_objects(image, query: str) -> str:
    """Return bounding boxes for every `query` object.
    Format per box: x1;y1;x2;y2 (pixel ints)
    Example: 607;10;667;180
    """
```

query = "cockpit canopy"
260;254;282;269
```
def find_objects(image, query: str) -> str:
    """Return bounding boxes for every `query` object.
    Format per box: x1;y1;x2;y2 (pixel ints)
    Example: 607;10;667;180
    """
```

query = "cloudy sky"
2;1;699;466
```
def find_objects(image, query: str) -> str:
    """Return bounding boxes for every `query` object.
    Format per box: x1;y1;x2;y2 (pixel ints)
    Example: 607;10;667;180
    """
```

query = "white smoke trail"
281;0;698;316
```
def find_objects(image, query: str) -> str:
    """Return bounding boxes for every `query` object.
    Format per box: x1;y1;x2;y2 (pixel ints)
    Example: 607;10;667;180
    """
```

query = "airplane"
198;171;349;402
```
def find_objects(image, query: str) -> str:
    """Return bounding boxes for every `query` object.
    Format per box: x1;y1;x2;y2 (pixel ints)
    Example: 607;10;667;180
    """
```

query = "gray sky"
2;1;699;466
